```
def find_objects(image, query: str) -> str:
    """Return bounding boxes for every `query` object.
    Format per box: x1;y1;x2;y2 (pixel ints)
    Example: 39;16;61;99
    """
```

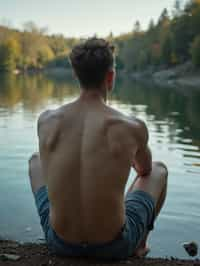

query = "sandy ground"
0;240;199;266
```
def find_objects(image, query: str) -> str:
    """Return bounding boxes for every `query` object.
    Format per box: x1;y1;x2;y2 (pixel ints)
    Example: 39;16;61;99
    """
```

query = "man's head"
69;38;115;92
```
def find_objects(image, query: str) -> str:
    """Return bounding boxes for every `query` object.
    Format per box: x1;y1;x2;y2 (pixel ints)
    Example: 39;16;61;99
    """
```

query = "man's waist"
50;209;125;245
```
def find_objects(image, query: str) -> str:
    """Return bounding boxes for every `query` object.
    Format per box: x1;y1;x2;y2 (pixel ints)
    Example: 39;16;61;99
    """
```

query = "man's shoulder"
37;103;72;129
105;106;145;132
38;109;61;131
105;108;148;146
37;106;69;150
37;104;70;141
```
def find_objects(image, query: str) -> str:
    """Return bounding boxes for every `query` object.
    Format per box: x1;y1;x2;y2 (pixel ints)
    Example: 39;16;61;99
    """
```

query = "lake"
0;73;200;259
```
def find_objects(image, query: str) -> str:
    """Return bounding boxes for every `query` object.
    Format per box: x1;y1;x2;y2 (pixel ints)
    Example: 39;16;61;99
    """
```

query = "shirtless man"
29;38;168;259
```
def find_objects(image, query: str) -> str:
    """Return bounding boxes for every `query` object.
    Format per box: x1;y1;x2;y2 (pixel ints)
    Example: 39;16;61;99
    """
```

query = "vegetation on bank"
0;0;200;73
114;0;200;72
0;22;78;72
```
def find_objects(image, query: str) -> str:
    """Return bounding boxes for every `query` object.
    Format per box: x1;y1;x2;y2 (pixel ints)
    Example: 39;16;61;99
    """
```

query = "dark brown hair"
69;38;115;89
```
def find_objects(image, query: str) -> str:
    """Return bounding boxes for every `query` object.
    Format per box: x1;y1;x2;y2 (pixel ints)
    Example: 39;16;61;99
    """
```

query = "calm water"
0;73;200;259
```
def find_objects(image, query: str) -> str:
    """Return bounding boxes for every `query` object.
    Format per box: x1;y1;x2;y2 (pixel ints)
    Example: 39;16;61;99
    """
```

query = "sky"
0;0;186;37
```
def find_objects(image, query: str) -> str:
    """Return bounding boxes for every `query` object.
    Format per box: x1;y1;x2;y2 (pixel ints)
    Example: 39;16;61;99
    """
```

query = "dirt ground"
0;240;199;266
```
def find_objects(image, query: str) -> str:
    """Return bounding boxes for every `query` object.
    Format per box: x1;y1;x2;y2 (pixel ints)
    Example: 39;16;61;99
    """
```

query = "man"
29;38;168;259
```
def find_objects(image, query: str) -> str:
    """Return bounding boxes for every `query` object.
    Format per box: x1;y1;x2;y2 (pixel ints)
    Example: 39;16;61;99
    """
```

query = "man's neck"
80;87;107;103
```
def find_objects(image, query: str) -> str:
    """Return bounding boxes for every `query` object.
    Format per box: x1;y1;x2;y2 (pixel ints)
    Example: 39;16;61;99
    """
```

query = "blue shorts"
34;186;155;259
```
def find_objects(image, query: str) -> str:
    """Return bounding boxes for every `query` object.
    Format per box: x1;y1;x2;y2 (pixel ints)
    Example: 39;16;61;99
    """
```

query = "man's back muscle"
38;99;141;243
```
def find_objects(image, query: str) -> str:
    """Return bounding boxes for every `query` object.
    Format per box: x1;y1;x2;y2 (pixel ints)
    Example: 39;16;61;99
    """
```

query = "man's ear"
106;70;115;91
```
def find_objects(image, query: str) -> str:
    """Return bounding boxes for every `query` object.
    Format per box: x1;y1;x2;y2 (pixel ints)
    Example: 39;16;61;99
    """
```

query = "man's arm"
37;109;61;152
133;120;152;177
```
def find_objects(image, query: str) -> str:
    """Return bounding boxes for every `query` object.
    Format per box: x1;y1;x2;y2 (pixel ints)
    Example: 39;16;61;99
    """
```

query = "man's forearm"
134;146;152;177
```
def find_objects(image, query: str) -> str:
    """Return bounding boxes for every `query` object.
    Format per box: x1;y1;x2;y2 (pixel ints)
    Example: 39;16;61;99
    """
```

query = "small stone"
183;241;198;257
0;254;21;261
7;242;19;248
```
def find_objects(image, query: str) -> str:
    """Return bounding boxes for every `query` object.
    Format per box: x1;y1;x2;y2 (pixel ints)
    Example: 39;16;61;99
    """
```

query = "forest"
0;0;200;73
114;0;200;72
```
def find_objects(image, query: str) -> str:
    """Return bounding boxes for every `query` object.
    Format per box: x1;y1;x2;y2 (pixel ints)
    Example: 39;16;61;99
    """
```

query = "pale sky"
0;0;186;37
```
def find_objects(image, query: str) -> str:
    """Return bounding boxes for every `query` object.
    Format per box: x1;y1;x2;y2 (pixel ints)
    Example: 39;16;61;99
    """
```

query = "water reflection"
0;74;79;112
0;73;200;175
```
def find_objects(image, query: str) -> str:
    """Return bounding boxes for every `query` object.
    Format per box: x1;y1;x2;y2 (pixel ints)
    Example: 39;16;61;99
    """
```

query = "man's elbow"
135;164;152;177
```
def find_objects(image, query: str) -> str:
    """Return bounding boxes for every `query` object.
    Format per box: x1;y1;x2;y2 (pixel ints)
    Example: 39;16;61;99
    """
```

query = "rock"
153;69;177;81
183;241;198;257
7;242;20;248
0;253;21;261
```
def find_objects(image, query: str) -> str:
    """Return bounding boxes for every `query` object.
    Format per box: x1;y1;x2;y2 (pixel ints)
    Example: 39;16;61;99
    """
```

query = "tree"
172;0;183;17
161;34;173;65
137;50;149;70
133;20;142;35
37;45;54;67
158;8;170;27
191;35;200;67
148;19;155;31
171;14;192;62
0;40;18;72
23;21;39;34
48;34;69;56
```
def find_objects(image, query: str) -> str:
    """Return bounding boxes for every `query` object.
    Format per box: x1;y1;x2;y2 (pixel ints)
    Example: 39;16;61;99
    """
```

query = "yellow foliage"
4;38;21;59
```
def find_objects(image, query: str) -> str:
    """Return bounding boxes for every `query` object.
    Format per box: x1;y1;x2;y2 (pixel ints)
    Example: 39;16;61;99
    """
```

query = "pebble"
0;253;21;261
182;241;198;257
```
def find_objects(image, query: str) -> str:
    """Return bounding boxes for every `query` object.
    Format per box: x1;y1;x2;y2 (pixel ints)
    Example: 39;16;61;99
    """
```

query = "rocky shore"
130;62;200;89
0;240;199;266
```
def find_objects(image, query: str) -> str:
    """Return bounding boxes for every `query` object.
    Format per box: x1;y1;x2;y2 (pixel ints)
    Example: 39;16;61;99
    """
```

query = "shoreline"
124;61;200;89
4;61;200;89
0;240;199;266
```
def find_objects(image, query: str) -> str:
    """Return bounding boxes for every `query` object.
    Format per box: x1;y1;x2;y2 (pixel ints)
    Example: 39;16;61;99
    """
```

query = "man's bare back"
38;93;150;244
29;38;167;258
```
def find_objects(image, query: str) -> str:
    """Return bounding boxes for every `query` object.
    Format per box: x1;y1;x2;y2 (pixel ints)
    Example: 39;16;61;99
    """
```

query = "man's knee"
29;152;40;165
152;161;168;186
28;152;41;179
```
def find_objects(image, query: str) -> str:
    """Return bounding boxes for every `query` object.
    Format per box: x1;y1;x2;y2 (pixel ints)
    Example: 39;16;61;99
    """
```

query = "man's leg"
28;152;51;243
128;161;168;257
28;152;45;193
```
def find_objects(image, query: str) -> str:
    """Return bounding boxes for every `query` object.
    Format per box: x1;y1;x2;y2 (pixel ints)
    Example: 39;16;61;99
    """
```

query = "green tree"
191;35;200;67
171;14;192;62
158;8;170;27
161;34;173;65
133;20;141;34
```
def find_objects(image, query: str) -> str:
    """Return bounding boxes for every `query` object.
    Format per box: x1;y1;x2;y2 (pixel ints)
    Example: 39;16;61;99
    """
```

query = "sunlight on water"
0;74;200;259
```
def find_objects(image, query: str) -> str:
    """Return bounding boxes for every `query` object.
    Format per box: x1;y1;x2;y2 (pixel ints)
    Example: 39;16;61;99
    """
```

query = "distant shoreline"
127;62;200;89
0;240;199;266
1;62;200;89
12;67;72;76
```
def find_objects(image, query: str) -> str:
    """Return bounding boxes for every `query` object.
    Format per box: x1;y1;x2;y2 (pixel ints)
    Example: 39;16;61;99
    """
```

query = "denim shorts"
34;186;155;259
